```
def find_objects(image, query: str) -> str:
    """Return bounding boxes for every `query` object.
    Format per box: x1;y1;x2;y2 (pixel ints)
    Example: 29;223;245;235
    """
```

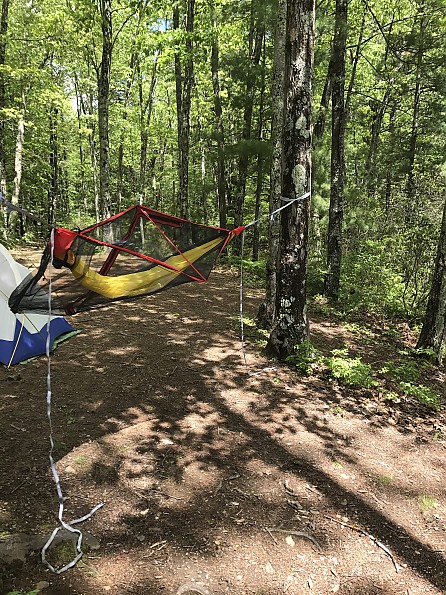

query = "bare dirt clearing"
1;268;445;595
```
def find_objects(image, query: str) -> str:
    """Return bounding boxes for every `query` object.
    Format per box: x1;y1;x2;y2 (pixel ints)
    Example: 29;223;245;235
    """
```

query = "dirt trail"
1;269;445;595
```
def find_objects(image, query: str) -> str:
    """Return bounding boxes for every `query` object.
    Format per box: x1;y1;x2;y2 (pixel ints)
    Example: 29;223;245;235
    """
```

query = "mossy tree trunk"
267;0;315;361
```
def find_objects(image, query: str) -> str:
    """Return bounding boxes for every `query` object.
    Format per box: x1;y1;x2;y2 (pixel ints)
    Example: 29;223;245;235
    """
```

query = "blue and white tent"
0;243;75;366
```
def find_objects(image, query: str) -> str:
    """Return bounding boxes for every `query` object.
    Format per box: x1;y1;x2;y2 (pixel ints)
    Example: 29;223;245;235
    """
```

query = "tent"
0;243;75;366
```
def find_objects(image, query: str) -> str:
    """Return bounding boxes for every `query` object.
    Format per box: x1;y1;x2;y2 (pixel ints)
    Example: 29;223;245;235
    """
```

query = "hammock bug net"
9;205;241;315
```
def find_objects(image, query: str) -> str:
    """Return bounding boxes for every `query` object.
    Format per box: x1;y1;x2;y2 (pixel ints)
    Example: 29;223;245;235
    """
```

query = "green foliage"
379;389;400;403
288;344;377;389
418;494;438;514
399;382;442;411
340;240;407;317
325;349;377;388
224;256;266;287
286;340;323;375
378;361;421;383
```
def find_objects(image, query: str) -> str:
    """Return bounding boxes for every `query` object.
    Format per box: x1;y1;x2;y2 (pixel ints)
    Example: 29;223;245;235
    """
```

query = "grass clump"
418;494;438;514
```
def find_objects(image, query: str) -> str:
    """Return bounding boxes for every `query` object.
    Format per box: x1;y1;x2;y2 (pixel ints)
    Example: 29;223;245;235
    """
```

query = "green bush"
340;239;407;317
325;349;377;388
286;340;323;376
378;361;422;383
399;382;442;411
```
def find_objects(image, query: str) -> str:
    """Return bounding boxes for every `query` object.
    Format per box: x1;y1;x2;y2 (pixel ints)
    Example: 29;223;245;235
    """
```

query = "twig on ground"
287;499;303;511
10;478;27;494
265;527;322;552
10;423;25;432
213;479;223;495
213;474;240;496
284;479;299;497
264;527;278;544
176;583;211;595
324;515;400;572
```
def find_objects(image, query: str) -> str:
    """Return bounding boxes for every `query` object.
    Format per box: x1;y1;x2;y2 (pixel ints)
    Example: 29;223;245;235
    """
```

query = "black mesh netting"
9;205;233;315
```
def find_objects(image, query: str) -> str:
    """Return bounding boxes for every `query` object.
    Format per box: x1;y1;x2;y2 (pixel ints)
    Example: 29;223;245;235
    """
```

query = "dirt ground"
1;267;445;595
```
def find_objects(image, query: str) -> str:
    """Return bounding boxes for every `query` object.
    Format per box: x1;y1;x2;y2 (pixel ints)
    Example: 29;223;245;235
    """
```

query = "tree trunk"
48;106;59;226
267;0;315;360
344;6;366;118
233;13;264;248
200;141;209;224
313;54;335;140
210;0;227;229
97;0;113;221
406;9;425;205
252;36;266;262
0;0;9;202
174;0;195;220
257;0;287;328
9;92;26;235
365;88;390;192
138;52;159;204
416;197;446;364
86;93;101;224
73;79;87;212
364;11;393;194
324;0;348;301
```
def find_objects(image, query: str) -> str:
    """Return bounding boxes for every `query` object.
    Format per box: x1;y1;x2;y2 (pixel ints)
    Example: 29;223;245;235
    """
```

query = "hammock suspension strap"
42;229;103;574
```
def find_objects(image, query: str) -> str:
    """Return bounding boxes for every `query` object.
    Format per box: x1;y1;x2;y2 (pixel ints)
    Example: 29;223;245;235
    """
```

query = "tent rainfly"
0;243;75;366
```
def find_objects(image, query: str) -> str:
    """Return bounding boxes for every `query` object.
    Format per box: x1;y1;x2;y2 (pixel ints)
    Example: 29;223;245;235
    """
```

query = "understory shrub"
340;240;406;317
325;348;377;388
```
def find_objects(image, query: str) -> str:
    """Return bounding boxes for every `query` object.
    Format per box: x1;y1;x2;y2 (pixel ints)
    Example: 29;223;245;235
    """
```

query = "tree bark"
406;9;425;205
344;7;366;118
97;0;113;220
324;0;348;301
257;0;287;328
210;0;227;229
9;91;26;235
138;52;159;204
233;12;264;247
267;0;315;360
0;0;9;201
252;36;266;262
313;55;335;140
416;197;446;364
117;51;137;211
174;0;195;220
48;106;59;226
73;78;87;212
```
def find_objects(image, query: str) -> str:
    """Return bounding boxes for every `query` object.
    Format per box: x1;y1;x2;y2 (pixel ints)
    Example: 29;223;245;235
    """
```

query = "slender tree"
267;0;315;360
11;92;26;225
324;0;348;301
138;52;159;204
416;196;446;364
97;0;113;220
406;5;426;205
256;0;287;328
0;0;9;203
233;6;264;245
173;0;195;220
209;0;227;228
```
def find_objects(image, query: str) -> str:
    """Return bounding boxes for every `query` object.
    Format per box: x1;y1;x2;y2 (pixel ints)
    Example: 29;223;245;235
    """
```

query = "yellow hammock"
69;236;225;299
